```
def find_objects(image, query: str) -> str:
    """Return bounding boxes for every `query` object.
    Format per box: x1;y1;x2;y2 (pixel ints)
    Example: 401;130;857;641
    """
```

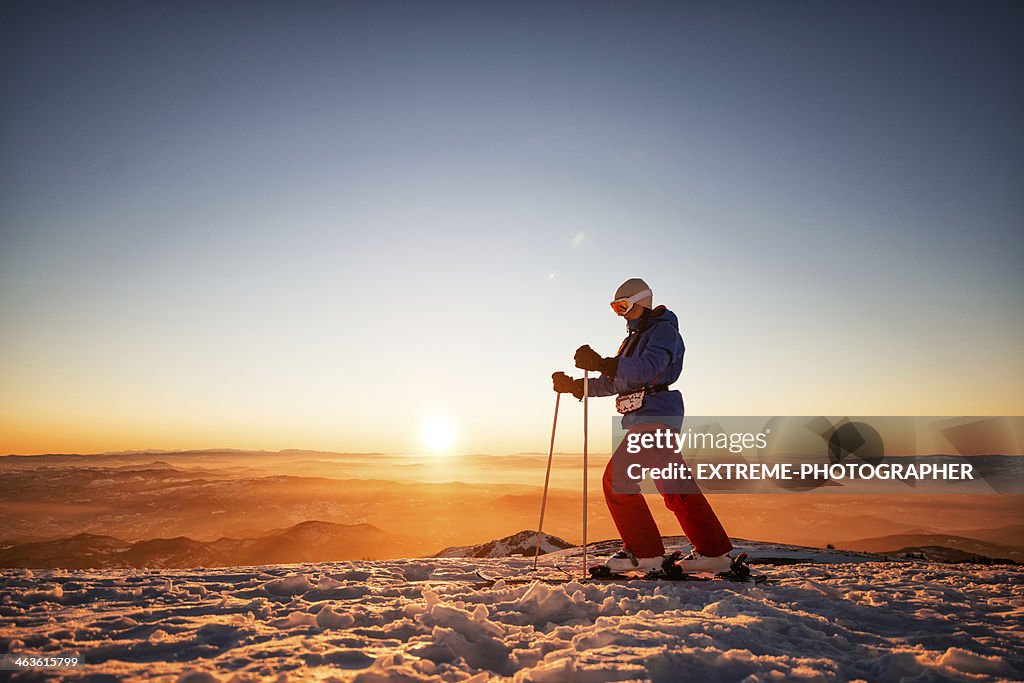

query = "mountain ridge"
0;520;412;569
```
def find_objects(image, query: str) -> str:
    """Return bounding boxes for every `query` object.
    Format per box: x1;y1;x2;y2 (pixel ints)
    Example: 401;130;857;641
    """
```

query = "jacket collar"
627;305;666;332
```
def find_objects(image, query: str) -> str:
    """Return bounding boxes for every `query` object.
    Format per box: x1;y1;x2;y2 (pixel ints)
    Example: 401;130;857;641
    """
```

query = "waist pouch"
615;389;645;414
615;384;671;414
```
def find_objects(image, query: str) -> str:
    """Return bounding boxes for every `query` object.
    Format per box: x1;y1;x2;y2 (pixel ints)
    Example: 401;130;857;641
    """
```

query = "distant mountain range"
3;451;1022;569
0;521;411;569
0;455;547;554
1;520;1018;569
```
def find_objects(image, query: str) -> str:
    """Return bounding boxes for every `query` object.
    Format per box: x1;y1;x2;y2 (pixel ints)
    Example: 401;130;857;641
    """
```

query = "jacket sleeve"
612;322;677;393
583;374;617;397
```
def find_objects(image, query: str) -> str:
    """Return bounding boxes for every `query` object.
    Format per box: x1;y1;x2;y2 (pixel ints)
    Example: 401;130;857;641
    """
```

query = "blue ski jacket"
586;305;685;431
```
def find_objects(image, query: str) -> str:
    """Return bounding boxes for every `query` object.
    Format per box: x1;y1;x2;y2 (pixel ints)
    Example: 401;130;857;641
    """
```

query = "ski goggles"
610;289;652;315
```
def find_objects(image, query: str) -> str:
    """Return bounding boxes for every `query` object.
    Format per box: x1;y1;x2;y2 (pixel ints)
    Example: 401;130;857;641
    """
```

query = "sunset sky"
1;2;1022;456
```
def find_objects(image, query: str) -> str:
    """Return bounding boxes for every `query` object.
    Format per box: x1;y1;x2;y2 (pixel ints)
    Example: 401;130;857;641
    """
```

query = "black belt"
618;384;672;397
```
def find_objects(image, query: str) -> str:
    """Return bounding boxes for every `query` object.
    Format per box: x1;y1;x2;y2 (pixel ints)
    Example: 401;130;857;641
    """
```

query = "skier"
552;278;734;575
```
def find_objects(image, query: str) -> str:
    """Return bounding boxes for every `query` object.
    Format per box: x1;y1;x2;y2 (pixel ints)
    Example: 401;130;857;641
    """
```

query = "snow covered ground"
1;540;1022;682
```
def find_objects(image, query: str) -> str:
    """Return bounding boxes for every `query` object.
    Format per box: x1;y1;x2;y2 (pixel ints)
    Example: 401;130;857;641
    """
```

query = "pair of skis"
473;552;766;586
588;550;767;584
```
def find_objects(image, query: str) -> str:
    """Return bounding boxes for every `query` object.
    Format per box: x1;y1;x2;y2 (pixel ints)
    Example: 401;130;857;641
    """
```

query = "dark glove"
574;345;619;377
552;372;584;400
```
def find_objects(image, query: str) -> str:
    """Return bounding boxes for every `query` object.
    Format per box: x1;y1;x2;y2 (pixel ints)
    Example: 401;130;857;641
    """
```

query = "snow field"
0;553;1021;682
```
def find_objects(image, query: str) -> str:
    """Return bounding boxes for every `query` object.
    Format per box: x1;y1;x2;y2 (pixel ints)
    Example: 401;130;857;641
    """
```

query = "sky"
1;1;1022;456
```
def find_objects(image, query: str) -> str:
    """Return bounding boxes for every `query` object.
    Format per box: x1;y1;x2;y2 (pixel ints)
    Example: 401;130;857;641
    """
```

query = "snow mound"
434;530;573;558
261;573;314;595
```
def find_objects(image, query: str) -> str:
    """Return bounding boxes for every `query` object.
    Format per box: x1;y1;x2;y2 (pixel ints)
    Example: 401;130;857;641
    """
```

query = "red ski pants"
603;422;733;559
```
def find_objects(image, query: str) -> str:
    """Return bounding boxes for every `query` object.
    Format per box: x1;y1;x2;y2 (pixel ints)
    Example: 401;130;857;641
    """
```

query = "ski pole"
533;391;560;571
582;370;589;579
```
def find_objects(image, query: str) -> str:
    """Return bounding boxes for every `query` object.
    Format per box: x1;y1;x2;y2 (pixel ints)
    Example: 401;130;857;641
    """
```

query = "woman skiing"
552;278;734;574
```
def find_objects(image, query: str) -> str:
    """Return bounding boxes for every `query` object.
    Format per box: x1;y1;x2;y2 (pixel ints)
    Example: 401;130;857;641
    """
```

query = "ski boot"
675;550;733;574
589;549;665;578
663;550;756;582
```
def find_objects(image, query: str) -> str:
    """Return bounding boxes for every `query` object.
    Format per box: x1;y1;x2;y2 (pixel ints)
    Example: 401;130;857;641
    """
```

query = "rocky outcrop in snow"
434;530;574;558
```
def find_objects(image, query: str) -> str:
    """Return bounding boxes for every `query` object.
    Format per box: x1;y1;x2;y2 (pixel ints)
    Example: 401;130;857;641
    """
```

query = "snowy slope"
0;542;1021;682
732;538;885;564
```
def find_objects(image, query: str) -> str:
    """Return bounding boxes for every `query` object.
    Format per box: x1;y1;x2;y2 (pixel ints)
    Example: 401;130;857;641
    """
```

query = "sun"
420;415;457;454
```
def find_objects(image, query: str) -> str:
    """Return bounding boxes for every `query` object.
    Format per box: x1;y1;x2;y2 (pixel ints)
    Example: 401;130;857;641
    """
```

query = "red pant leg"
657;486;734;557
607;423;733;558
602;448;665;558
